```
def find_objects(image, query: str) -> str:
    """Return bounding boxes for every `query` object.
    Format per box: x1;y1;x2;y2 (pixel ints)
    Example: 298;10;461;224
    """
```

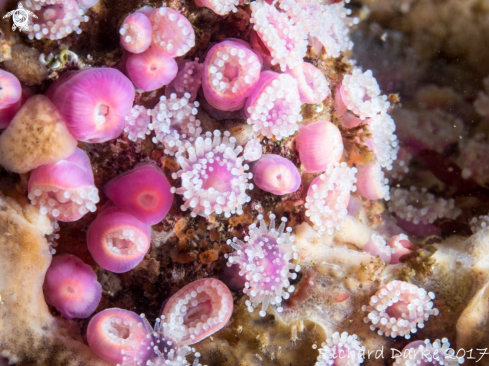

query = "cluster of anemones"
87;279;233;366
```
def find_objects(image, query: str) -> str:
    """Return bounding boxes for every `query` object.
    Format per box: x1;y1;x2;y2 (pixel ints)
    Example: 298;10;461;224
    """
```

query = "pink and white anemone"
286;62;331;104
305;162;357;235
47;67;135;143
355;162;390;201
0;69;22;129
388;187;460;225
43;253;102;319
295;120;344;173
194;0;239;15
22;0;94;40
388;234;417;264
124;105;152;142
252;154;301;195
87;206;151;273
315;332;365;366
87;308;152;365
202;39;262;111
279;0;356;58
394;338;464;366
385;148;412;183
165;59;203;102
150;93;202;156
250;0;307;71
362;233;394;263
104;163;174;226
243;138;263;162
336;69;390;122
149;7;195;57
245;71;302;139
161;278;233;345
126;47;178;92
365;113;399;170
120;12;152;54
362;280;439;339
225;214;300;317
171;130;253;218
27;148;99;222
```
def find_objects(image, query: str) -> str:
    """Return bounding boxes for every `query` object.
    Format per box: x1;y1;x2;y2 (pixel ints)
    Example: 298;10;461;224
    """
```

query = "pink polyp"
388;234;417;264
194;0;238;15
249;30;273;69
355;162;389;200
47;68;135;143
120;12;152;54
87;206;151;273
150;7;195;57
43;254;102;319
334;84;348;117
245;70;302;139
286;62;330;104
165;59;203;102
252;154;301;195
296;120;343;173
202;39;262;111
362;234;392;263
0;69;21;109
161;278;233;345
126;47;178;92
87;308;151;365
104;164;173;225
27;148;99;222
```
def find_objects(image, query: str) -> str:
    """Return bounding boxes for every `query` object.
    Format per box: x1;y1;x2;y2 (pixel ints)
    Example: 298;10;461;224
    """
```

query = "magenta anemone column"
202;39;262;111
87;206;151;273
27;148;99;222
0;69;22;129
104;163;173;226
252;154;301;195
43;254;102;319
47;67;135;143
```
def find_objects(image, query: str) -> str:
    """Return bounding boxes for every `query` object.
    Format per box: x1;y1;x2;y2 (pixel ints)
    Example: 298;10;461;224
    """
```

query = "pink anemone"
252;154;301;195
165;59;203;102
316;332;365;366
44;254;102;319
120;12;152;54
355;162;390;201
0;70;22;129
286;62;330;104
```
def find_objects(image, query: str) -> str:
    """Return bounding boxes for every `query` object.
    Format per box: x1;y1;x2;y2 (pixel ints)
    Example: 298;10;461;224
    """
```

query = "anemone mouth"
106;228;147;256
202;163;233;192
138;192;159;209
28;184;99;221
104;318;133;342
95;103;111;126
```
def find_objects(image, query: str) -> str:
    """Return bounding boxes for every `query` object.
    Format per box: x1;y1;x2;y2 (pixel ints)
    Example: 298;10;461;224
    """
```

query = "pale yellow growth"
0;95;77;173
334;215;376;249
0;192;110;366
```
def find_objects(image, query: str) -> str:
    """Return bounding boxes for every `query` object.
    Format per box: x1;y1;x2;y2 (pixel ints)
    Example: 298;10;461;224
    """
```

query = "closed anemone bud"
126;47;178;92
388;234;417;264
296;120;343;173
225;214;300;317
165;59;203;102
0;69;21;109
87;206;151;273
355;162;390;201
362;280;439;339
161;278;233;345
43;254;102;319
395;339;464;366
87;308;152;365
104;163;173;226
305;162;357;235
28;148;99;222
202;39;262;111
47;68;135;143
171;130;252;218
245;71;302;139
149;7;195;57
243;138;263;162
316;332;365;366
120;12;152;54
286;62;330;104
23;0;89;41
250;0;307;71
195;0;239;15
252;154;301;195
362;233;394;264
